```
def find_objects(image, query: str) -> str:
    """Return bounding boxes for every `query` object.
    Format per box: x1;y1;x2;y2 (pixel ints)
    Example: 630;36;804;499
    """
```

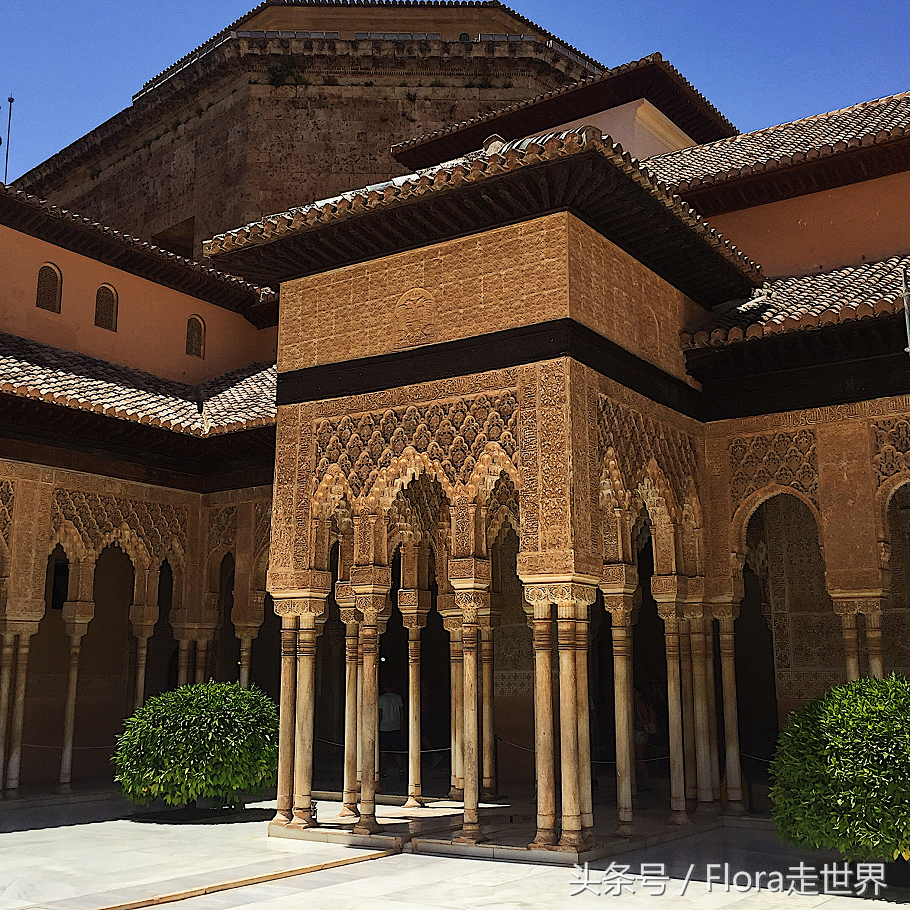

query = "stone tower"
16;1;602;258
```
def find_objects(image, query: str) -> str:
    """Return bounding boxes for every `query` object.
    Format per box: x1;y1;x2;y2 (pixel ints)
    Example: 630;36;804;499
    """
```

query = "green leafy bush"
770;673;910;861
114;682;279;809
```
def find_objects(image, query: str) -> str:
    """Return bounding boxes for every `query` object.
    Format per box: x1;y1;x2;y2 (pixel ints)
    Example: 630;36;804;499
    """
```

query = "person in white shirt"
378;682;405;779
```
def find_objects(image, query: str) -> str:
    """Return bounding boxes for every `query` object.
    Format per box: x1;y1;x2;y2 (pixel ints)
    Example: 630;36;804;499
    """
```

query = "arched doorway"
210;553;239;682
884;485;910;676
145;559;177;698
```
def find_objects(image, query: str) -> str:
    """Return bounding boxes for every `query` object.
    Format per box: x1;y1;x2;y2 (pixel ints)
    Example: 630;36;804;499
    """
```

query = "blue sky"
2;0;908;182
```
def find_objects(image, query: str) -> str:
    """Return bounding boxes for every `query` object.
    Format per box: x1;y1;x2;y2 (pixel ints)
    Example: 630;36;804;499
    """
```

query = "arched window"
36;264;62;313
186;316;205;358
94;285;118;331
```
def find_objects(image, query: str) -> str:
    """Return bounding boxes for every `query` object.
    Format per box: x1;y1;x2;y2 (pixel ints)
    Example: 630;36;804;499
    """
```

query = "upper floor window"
186;316;205;358
36;264;62;313
94;285;118;331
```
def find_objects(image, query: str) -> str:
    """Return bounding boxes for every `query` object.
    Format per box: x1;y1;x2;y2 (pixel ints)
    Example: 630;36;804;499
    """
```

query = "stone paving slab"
0;805;387;910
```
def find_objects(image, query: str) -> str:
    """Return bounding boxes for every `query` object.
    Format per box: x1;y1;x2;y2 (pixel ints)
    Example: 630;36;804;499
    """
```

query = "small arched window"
94;285;118;331
186;316;205;358
36;264;62;313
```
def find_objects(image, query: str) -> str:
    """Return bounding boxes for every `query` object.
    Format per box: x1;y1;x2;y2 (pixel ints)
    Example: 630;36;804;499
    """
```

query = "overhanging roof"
205;127;762;308
0;184;275;321
392;53;737;170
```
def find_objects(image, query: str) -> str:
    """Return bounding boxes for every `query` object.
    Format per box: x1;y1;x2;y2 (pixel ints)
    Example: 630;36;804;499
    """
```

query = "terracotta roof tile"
204;126;762;284
645;92;910;191
682;255;910;348
0;331;276;434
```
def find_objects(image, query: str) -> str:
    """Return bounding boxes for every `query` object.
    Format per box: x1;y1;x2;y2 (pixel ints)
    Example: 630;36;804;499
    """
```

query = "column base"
615;820;636;838
724;800;747;816
57;782;73;794
288;808;317;829
530;827;559;847
558;830;586;850
480;788;499;801
668;809;690;826
447;787;464;801
453;823;484;844
353;814;382;835
582;829;597;847
696;800;721;817
270;810;292;826
338;803;360;818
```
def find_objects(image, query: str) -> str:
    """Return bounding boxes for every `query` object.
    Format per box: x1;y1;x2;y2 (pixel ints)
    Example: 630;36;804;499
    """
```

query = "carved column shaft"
405;625;422;808
679;623;697;802
60;628;87;788
448;628;464;798
238;636;254;689
557;609;582;848
718;615;745;813
865;610;884;679
0;633;15;789
480;627;496;795
610;609;635;836
840;612;861;681
177;639;192;687
529;605;557;846
353;619;381;835
291;613;319;828
703;617;721;801
663;617;688;822
689;617;714;807
575;615;594;836
134;633;150;710
272;615;298;824
194;638;208;684
341;621;360;816
457;621;481;841
6;632;33;791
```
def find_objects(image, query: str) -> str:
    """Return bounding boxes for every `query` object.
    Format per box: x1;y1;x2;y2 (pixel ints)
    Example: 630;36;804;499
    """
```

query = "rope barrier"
315;736;450;755
493;736;669;764
22;743;111;750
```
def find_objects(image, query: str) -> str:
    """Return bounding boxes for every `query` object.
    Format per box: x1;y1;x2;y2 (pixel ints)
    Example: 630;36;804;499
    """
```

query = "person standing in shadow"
378;681;405;781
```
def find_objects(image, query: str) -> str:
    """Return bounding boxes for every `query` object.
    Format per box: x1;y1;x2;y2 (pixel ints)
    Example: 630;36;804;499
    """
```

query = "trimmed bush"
114;681;279;809
770;673;910;861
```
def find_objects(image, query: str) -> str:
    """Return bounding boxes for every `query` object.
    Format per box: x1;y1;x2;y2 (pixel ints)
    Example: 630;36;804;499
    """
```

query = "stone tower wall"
18;36;593;258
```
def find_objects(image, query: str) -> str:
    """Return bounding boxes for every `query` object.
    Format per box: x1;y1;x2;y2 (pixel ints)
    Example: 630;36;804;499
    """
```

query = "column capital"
272;595;327;617
455;590;490;624
334;580;355;610
651;575;688;620
522;582;596;610
830;592;885;617
354;592;391;623
600;562;639;596
448;558;491;592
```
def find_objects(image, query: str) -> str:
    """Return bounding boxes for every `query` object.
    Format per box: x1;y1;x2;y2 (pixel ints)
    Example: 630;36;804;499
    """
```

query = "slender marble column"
557;608;583;848
290;614;318;828
611;611;635;836
689;617;715;811
448;627;464;799
0;633;15;791
480;627;496;797
59;629;86;788
356;639;363;789
353;620;381;834
340;620;360;816
664;617;688;824
6;633;32;791
272;615;297;825
575;611;594;839
703;617;721;802
529;605;557;846
194;639;208;684
134;633;150;710
405;624;423;808
177;639;192;687
865;610;884;679
718;614;745;814
238;636;253;689
840;612;861;681
679;623;697;804
455;621;482;842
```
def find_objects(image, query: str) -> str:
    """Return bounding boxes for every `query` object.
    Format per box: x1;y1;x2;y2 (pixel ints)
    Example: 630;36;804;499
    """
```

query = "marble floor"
0;798;897;910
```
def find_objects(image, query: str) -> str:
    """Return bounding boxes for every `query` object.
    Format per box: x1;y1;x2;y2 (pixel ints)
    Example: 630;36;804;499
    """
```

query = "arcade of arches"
1;393;910;846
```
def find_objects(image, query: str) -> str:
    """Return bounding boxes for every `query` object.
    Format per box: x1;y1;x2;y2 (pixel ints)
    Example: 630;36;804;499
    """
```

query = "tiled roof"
0;184;275;317
645;92;910;192
0;331;276;435
392;53;737;168
204;126;762;286
682;255;910;348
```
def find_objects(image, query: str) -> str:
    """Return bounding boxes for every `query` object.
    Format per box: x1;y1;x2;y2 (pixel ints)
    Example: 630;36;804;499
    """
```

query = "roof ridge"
0;182;274;302
648;89;910;165
392;52;736;157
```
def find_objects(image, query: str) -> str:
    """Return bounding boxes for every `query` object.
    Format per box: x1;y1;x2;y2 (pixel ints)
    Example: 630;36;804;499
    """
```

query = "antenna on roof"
3;96;13;184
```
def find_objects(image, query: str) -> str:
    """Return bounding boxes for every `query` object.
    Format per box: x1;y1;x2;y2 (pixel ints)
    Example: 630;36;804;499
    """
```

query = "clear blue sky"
2;0;909;182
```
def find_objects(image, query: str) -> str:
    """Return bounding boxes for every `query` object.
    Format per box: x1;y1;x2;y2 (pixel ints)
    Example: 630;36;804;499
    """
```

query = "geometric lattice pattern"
51;489;187;561
314;390;518;496
873;417;910;490
0;480;12;549
729;429;817;515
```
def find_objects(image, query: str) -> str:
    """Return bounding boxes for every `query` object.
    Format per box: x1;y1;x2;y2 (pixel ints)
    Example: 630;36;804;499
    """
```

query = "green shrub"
770;674;910;861
114;682;279;809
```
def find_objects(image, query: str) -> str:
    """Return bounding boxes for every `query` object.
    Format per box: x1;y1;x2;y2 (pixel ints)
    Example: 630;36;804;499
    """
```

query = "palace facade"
2;0;909;852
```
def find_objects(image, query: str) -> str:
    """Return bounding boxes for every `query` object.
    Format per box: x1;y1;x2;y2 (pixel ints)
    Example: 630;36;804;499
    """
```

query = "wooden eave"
209;150;759;309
